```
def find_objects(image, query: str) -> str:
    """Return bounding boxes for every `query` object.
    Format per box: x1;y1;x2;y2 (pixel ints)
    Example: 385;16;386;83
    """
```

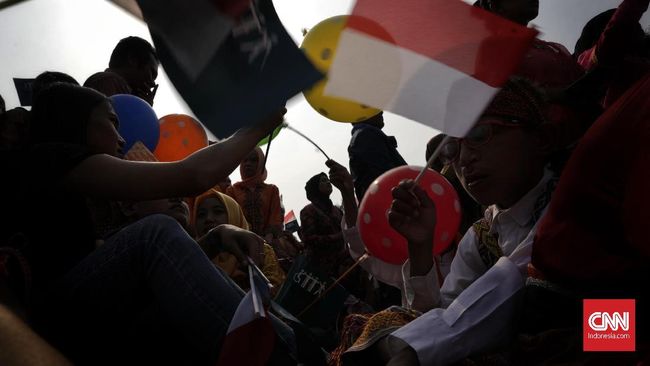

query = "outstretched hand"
388;180;437;248
326;159;354;195
255;107;287;138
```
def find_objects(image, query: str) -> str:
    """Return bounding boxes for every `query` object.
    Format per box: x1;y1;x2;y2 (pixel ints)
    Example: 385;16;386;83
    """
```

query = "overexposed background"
1;0;648;216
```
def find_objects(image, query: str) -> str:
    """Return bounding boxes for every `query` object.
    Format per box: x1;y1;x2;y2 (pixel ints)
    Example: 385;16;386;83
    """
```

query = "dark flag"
13;78;34;106
137;0;323;138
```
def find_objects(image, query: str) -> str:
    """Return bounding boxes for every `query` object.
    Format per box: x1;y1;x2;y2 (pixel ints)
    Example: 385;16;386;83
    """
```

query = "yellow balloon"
301;15;381;123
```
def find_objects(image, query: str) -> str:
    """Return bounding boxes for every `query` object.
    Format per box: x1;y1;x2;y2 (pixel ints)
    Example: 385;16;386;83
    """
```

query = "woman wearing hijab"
299;172;349;279
0;83;286;365
193;189;285;295
226;147;283;241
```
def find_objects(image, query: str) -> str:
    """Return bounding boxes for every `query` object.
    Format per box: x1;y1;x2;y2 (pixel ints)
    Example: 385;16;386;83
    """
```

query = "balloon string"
413;135;453;185
284;123;331;161
298;253;369;318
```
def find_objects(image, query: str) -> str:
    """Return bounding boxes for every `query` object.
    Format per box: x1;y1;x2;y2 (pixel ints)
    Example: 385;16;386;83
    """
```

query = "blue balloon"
109;94;159;152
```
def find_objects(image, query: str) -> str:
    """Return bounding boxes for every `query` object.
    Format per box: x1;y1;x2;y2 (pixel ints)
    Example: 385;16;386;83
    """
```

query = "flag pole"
262;129;273;169
284;123;331;161
413;135;452;185
298;253;369;318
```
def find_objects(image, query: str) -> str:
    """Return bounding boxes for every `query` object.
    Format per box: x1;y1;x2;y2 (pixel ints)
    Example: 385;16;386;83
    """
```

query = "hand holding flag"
215;261;275;366
137;0;322;139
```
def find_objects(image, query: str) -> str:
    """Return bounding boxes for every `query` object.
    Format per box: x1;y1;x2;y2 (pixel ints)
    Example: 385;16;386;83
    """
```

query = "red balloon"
357;165;462;265
154;114;208;162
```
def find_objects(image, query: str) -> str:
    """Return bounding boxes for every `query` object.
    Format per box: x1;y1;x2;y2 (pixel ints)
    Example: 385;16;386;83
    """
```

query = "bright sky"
1;0;648;218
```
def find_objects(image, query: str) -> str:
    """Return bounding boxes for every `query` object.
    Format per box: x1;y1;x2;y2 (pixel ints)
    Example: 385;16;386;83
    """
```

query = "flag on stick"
215;262;275;366
325;0;537;137
138;0;323;139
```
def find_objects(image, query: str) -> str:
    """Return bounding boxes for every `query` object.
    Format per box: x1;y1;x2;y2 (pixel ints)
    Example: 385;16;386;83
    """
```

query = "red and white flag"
284;210;299;232
215;264;275;366
283;210;297;225
325;0;538;137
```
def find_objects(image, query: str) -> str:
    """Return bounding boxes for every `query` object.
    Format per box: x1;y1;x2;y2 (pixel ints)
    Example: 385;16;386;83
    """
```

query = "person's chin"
465;178;493;205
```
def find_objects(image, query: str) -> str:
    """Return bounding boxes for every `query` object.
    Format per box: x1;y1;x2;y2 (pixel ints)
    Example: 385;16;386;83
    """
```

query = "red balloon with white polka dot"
357;165;461;265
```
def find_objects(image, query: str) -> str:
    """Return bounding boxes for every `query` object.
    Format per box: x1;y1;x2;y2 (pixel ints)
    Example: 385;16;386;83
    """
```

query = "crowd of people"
1;0;649;364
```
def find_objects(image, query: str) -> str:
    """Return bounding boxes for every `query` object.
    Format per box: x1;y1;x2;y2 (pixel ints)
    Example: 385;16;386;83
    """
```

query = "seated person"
333;78;571;366
193;189;286;296
0;83;287;365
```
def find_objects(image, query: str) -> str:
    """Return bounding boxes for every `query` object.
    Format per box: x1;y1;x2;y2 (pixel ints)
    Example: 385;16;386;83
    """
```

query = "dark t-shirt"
348;124;407;202
1;144;96;290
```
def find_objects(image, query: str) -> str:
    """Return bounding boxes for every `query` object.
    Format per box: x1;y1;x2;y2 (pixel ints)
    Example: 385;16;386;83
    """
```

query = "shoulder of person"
266;183;280;192
300;203;316;214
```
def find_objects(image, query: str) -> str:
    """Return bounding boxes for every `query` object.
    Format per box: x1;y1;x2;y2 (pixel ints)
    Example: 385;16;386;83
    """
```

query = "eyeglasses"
439;119;522;164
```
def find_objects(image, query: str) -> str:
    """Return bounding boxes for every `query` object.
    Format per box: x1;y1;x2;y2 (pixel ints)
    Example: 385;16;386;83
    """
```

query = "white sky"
1;0;648;217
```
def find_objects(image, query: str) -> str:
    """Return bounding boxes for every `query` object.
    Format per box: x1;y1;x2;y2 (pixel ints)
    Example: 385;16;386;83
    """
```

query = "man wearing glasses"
85;36;160;106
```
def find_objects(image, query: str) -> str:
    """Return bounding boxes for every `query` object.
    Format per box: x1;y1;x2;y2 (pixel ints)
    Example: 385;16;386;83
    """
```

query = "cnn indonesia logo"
583;299;635;352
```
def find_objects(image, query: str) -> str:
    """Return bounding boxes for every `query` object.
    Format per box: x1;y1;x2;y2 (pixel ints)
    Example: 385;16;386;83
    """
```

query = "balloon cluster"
109;94;209;161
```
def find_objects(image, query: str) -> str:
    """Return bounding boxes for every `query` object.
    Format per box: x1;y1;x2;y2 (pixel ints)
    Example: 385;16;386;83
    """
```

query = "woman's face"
86;101;126;157
195;197;229;237
241;150;260;179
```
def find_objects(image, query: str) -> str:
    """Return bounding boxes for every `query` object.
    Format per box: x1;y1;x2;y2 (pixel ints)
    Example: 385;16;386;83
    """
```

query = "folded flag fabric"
325;0;538;137
136;0;250;81
139;0;323;139
215;263;275;366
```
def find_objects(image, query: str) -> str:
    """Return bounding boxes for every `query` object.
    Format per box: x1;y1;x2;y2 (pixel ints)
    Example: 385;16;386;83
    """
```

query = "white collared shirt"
403;168;554;311
343;168;554;312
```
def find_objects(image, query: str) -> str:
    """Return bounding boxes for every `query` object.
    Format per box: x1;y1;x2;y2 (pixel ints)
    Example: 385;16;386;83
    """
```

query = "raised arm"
579;0;650;69
64;109;285;201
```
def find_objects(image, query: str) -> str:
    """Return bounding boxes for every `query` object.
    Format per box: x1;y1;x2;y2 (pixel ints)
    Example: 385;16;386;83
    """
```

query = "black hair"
30;84;107;146
425;134;447;172
0;93;5;113
32;71;79;104
305;172;333;208
108;36;159;69
574;9;616;56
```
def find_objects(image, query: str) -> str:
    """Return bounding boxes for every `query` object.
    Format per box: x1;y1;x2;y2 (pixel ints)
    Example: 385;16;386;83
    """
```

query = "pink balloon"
357;165;462;265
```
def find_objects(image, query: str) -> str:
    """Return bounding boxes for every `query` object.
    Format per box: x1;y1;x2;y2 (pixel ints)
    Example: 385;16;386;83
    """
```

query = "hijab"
238;147;268;188
192;189;250;231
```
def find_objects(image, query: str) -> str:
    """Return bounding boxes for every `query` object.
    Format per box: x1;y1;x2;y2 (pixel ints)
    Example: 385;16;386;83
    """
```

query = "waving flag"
283;210;299;233
325;0;537;137
216;263;275;366
138;0;323;139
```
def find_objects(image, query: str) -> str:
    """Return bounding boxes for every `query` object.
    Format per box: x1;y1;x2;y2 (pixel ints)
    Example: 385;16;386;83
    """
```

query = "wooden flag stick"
298;253;369;318
414;135;452;185
284;123;331;161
